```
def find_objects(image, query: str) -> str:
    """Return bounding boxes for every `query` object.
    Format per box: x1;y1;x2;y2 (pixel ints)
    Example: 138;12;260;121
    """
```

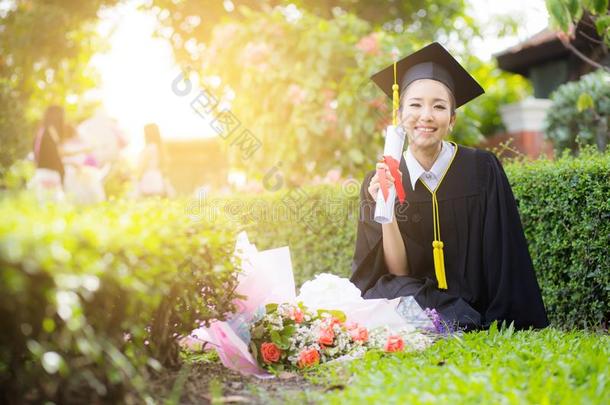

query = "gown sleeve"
349;171;432;297
349;170;387;294
349;170;483;330
481;152;549;329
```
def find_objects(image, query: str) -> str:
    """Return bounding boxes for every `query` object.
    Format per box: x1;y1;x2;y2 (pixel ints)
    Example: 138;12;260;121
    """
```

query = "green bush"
506;148;610;328
222;150;609;328
0;195;240;402
545;70;610;152
0;159;35;191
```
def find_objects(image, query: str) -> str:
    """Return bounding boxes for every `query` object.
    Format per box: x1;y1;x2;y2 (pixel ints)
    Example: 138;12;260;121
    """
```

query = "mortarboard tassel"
392;60;399;126
377;59;407;205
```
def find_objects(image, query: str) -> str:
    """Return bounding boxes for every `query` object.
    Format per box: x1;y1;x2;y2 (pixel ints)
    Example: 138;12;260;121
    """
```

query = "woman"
350;43;548;330
33;105;66;182
137;123;173;197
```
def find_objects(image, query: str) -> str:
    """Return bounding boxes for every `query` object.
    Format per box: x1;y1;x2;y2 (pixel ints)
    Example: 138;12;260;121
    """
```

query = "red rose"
260;342;281;363
298;348;320;368
317;327;335;347
349;326;369;343
384;335;405;353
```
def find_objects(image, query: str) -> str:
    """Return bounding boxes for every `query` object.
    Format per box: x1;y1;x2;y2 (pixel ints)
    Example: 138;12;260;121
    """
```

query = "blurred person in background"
77;109;128;166
62;122;109;205
137;123;174;197
33;105;66;183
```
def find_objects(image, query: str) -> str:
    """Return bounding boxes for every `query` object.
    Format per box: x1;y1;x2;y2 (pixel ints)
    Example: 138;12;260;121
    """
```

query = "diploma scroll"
374;125;406;224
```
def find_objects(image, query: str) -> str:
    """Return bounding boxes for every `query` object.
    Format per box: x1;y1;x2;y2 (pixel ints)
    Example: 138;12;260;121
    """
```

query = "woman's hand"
368;162;402;200
367;161;409;276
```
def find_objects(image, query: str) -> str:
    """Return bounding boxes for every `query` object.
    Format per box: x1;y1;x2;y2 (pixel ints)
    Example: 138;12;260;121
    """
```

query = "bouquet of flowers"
184;232;449;377
248;302;434;371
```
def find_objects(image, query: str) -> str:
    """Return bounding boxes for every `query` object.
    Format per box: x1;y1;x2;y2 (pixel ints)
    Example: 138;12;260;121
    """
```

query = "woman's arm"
368;163;409;276
381;215;409;276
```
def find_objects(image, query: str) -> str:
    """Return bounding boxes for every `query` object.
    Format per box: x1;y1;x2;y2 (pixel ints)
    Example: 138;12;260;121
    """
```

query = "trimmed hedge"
0;195;239;403
506;149;609;328
225;150;609;328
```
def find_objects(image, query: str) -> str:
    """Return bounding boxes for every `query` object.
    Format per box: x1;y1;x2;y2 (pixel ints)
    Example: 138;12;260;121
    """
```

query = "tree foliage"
0;0;118;170
150;0;476;64
171;6;529;181
0;0;530;180
545;0;610;48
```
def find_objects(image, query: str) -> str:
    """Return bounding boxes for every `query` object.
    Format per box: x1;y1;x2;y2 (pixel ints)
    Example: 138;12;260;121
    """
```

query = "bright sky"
465;0;549;59
89;0;550;148
90;1;209;154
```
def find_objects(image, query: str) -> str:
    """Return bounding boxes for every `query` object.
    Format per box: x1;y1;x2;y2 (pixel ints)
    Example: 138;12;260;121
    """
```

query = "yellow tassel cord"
392;61;399;126
419;143;459;290
431;192;448;289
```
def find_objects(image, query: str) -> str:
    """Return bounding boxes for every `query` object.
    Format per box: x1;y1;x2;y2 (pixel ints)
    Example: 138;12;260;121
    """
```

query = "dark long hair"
42;105;65;140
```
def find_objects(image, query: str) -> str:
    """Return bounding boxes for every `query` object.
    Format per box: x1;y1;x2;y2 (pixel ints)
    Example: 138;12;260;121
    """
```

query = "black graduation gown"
350;144;549;330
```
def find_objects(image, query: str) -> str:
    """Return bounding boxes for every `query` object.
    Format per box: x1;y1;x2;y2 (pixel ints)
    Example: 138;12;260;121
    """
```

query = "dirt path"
150;360;331;404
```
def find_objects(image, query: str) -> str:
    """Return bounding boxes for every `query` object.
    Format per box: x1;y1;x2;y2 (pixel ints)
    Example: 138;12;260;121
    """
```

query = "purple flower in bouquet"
424;308;455;334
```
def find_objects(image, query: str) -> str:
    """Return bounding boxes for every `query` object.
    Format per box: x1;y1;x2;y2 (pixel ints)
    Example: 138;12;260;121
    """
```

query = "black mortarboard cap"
370;42;484;108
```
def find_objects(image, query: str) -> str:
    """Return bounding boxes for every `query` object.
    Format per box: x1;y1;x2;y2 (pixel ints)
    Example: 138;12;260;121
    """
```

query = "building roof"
495;13;606;76
495;29;569;75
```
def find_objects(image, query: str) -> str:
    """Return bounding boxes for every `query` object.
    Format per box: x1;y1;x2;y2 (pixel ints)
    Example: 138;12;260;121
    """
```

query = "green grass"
300;327;609;404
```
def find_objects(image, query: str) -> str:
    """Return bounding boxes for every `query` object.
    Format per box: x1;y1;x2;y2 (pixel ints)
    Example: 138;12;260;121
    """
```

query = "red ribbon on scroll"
376;156;406;204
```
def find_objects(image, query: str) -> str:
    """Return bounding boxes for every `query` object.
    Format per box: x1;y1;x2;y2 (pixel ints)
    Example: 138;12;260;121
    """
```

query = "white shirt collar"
404;141;455;191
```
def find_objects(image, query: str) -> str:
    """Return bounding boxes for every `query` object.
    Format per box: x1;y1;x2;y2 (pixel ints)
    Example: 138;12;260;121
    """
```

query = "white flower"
296;273;363;310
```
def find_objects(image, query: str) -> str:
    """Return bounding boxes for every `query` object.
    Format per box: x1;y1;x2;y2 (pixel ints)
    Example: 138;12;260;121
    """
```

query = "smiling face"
399;79;456;152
